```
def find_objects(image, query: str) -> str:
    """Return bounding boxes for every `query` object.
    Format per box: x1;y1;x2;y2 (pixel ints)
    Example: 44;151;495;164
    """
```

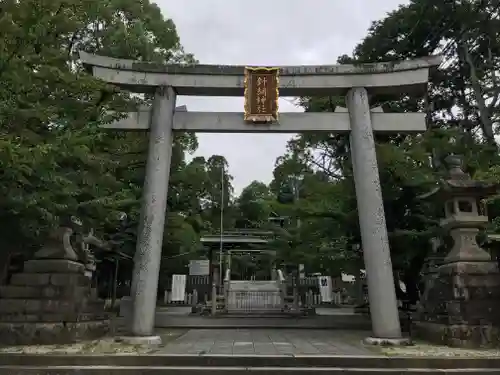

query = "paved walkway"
159;329;372;356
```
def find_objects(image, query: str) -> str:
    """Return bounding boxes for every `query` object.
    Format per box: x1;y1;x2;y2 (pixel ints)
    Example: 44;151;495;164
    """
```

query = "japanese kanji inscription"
244;67;279;123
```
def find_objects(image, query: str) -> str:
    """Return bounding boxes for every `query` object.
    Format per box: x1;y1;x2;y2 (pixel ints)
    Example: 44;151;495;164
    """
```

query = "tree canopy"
0;0;234;277
262;0;500;285
3;0;500;289
226;0;500;288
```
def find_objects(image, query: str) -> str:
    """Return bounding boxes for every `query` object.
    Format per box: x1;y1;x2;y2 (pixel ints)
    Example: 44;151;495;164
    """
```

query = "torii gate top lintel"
79;51;442;97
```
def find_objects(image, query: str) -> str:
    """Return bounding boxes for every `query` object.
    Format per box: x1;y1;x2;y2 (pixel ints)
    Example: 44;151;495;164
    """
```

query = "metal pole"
293;177;300;310
294;178;301;228
219;164;224;286
211;272;217;315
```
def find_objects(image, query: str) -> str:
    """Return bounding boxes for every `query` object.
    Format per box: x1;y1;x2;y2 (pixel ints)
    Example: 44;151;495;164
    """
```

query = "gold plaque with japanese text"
244;67;279;123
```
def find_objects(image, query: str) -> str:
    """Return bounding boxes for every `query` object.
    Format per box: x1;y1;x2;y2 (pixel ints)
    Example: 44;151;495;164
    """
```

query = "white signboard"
318;276;333;302
189;260;210;276
171;274;186;302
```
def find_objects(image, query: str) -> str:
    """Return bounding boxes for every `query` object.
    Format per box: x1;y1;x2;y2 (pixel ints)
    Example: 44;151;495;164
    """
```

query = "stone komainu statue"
34;216;102;272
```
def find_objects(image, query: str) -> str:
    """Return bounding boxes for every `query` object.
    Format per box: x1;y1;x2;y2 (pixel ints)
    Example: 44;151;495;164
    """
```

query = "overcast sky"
157;0;408;195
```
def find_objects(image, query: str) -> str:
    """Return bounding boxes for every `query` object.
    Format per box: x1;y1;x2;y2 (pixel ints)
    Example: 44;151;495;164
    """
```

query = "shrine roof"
200;235;269;245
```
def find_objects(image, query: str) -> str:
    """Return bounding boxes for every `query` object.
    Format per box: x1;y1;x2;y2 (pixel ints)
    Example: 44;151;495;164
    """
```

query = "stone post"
346;87;404;341
211;267;219;316
129;86;176;340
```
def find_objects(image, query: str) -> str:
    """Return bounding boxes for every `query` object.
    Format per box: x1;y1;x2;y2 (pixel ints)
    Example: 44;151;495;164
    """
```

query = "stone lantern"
435;155;495;264
416;155;500;348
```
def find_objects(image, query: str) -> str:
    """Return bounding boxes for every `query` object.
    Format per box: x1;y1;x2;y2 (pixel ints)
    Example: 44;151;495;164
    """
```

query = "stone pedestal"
0;259;111;345
416;260;500;348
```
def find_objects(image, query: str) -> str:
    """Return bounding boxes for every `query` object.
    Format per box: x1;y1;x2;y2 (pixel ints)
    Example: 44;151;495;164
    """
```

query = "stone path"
158;329;372;355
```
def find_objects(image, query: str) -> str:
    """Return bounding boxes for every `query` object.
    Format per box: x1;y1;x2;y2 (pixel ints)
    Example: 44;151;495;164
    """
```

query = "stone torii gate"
80;52;441;344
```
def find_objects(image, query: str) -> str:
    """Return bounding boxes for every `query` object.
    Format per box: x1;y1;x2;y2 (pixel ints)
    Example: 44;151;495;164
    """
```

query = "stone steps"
1;353;500;367
226;281;282;314
221;312;297;317
0;355;498;374
0;365;497;374
228;281;281;292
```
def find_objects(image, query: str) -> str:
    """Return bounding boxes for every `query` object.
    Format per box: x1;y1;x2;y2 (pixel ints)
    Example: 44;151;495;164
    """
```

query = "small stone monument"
0;217;110;344
416;155;500;347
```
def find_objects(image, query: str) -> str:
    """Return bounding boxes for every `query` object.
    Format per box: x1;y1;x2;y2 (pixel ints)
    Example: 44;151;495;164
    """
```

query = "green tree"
234;181;273;228
0;0;207;279
270;0;500;296
200;155;235;231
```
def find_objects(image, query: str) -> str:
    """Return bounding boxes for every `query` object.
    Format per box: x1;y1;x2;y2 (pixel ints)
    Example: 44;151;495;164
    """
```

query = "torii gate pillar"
347;87;402;340
128;87;176;340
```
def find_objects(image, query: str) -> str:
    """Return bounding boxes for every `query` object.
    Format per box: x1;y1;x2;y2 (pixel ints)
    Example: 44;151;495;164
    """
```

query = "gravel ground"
0;329;186;354
376;341;500;357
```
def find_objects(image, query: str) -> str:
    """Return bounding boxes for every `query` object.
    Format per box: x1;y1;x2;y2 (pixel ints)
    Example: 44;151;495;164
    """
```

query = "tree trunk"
462;43;496;145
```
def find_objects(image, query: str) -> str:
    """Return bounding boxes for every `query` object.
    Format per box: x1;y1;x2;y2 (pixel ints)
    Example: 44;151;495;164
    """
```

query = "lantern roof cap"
419;155;498;200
